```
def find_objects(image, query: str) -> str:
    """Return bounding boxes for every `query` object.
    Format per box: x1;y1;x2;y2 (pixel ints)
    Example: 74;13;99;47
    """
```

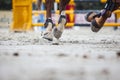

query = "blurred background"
0;0;12;10
1;0;119;31
0;0;104;10
0;0;106;30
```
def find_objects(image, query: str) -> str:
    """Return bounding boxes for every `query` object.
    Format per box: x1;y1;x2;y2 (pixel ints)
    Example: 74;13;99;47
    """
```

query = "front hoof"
91;20;102;32
85;12;96;22
42;32;53;41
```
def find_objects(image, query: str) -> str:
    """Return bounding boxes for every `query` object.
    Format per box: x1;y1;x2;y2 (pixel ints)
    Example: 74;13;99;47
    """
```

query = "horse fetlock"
46;22;53;31
44;18;54;29
85;12;97;22
58;15;66;24
61;18;66;24
57;15;66;33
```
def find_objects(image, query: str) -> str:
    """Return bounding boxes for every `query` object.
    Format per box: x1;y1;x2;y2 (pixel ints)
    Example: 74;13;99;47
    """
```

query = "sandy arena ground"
0;26;120;80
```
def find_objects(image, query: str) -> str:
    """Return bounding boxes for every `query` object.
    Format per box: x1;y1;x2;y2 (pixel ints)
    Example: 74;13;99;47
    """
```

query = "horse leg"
52;0;70;40
85;0;118;22
37;0;42;10
85;0;120;32
42;0;54;41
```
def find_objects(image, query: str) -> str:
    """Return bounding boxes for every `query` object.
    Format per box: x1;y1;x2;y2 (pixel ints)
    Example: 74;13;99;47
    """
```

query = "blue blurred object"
37;3;45;31
37;14;45;31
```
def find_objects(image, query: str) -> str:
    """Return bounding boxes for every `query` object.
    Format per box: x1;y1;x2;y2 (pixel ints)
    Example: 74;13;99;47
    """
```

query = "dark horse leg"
85;0;120;32
52;0;70;40
37;0;42;10
37;0;70;42
37;0;54;41
41;0;55;41
43;0;70;43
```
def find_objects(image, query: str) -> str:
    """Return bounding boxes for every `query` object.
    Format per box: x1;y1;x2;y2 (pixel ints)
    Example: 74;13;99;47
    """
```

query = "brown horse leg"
52;0;70;41
85;0;120;22
59;0;70;14
44;0;54;29
91;11;112;32
116;0;120;3
92;0;120;32
45;0;54;18
42;0;54;41
37;0;42;10
86;0;120;32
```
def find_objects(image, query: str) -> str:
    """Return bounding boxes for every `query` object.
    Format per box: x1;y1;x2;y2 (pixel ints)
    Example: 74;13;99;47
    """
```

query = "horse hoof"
91;20;102;32
52;27;62;39
85;12;97;22
42;31;53;41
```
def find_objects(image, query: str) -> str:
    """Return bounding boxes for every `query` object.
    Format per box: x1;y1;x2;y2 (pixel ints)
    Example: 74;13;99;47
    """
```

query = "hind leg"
91;0;120;32
85;0;118;22
85;0;120;32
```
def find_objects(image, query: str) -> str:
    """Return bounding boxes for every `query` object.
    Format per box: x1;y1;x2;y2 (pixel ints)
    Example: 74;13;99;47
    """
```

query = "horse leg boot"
42;0;54;41
91;0;119;32
52;0;70;44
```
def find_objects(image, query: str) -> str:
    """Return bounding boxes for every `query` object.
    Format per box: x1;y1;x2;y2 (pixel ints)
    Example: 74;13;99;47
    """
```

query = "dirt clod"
83;54;88;59
28;53;32;56
102;69;110;75
13;52;19;56
116;51;120;58
57;53;68;57
98;55;105;59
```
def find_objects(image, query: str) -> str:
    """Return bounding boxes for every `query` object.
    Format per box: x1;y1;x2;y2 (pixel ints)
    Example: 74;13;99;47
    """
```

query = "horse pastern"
58;15;67;24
